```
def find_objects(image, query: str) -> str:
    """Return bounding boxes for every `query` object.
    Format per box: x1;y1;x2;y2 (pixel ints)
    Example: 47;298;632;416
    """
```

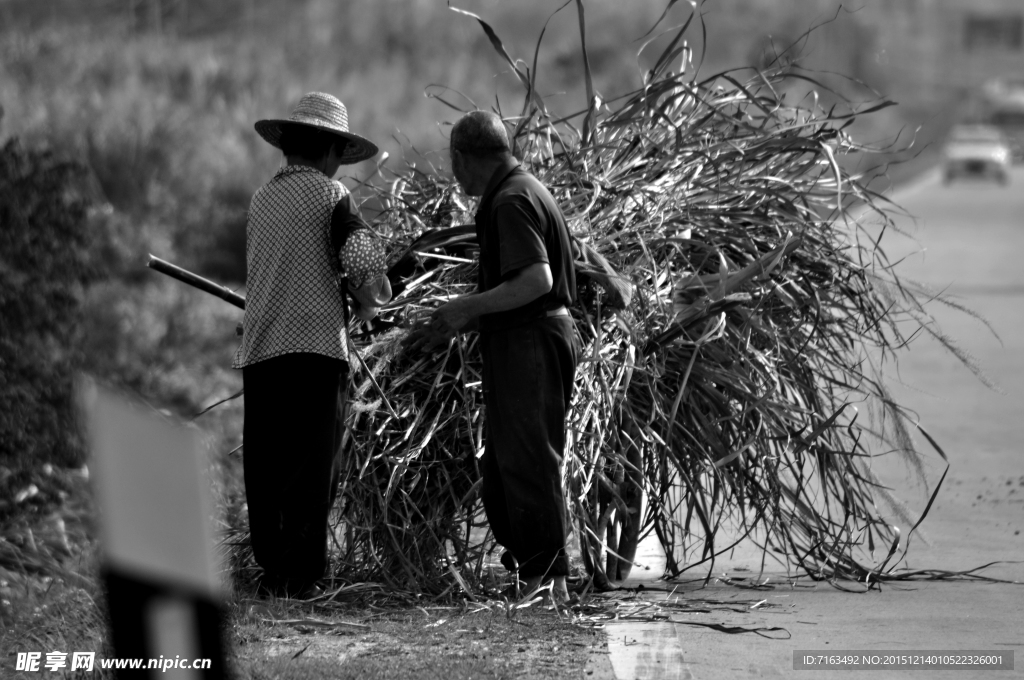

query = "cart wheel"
578;438;644;590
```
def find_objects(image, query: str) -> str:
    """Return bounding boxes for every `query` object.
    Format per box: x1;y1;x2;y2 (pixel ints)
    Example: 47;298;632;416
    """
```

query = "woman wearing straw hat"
232;92;391;599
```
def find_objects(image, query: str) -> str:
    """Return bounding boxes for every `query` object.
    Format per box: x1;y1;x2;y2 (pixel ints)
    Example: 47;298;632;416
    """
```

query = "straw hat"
255;92;378;164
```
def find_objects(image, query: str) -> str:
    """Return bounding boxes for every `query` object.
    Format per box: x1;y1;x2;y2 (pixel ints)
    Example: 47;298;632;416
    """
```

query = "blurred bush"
0;141;96;468
79;278;242;420
0;135;243;474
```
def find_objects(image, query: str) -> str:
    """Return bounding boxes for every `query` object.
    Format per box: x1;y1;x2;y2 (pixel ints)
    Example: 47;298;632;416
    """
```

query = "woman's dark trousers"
242;353;348;590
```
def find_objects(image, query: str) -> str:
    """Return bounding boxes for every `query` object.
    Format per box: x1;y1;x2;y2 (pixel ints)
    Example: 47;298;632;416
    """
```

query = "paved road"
593;167;1024;679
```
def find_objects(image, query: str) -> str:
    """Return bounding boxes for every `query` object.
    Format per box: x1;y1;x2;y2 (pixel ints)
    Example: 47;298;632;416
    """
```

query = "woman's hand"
352;303;380;321
348;275;393;321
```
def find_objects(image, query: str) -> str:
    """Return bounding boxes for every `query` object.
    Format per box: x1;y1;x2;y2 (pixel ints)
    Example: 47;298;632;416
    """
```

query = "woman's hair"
279;124;348;160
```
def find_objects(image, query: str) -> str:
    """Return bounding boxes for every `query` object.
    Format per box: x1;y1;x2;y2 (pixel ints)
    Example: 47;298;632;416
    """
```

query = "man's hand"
402;320;454;354
401;296;479;355
432;297;476;334
403;262;550;354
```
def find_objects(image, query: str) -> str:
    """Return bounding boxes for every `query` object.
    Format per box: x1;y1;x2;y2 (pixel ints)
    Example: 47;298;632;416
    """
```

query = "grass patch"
0;466;114;678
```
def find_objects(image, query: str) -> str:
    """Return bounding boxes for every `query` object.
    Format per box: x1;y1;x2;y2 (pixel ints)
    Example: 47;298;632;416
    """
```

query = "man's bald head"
450;110;511;158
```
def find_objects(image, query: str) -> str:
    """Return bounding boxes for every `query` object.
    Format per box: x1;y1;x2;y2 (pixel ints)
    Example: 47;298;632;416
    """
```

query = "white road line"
606;621;694;680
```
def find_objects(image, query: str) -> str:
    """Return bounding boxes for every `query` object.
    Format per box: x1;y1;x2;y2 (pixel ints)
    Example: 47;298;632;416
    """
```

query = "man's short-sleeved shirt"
232;165;385;368
475;162;576;332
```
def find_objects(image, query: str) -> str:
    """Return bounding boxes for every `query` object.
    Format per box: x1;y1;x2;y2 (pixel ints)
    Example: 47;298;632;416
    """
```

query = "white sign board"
80;379;221;594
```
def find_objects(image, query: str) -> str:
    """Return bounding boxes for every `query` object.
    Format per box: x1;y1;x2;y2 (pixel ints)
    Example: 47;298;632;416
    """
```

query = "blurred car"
981;77;1024;163
988;107;1024;163
942;125;1011;185
982;76;1024;108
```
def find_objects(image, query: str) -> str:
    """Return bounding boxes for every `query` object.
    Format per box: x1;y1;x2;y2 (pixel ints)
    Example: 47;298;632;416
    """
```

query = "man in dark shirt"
432;110;578;603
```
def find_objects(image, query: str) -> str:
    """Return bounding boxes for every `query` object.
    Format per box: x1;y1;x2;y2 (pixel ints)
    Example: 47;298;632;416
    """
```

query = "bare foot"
520;575;571;606
550;576;570;604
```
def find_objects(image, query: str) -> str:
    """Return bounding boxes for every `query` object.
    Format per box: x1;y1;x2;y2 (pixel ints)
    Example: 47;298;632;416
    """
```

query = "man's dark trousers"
480;315;579;579
242;353;348;590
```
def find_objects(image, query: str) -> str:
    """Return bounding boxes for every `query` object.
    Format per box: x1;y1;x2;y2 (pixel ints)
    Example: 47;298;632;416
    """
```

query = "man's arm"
432;261;552;333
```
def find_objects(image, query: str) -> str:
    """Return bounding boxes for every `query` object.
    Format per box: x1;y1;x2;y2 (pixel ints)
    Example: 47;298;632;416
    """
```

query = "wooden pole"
146;255;246;310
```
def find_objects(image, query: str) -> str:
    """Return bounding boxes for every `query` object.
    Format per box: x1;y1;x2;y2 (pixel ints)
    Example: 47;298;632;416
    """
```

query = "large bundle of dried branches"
222;3;957;595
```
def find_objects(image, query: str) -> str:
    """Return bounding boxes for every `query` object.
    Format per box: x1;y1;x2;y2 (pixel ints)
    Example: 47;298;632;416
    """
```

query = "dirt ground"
228;597;603;680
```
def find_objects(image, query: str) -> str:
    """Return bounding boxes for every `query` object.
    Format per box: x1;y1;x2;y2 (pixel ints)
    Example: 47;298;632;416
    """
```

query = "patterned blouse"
232;165;386;368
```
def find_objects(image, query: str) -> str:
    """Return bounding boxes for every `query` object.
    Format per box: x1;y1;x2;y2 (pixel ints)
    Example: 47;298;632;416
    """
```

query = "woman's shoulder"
253;170;348;208
302;172;349;201
268;166;348;193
